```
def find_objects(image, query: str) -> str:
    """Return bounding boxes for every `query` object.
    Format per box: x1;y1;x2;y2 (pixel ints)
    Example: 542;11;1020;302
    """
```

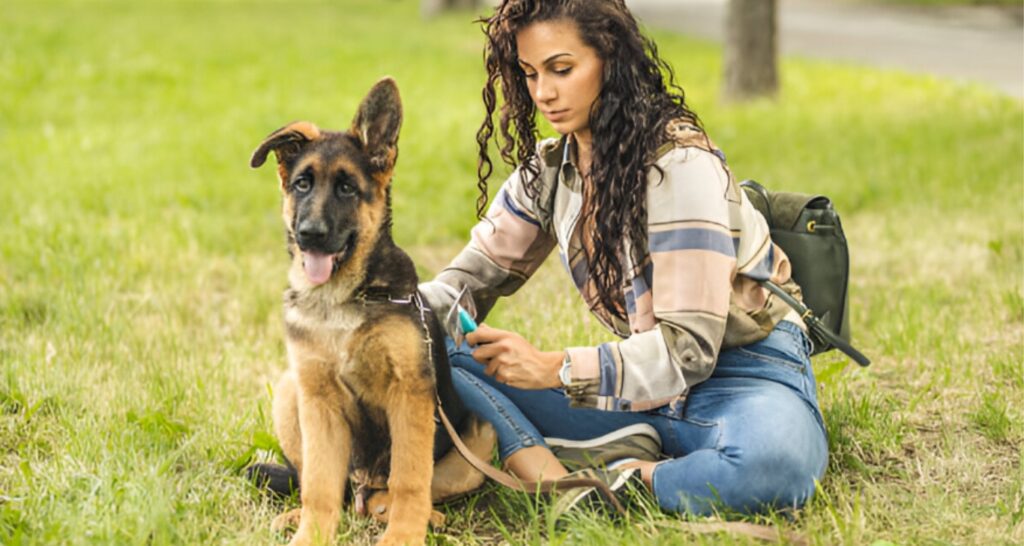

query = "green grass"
1;0;1022;544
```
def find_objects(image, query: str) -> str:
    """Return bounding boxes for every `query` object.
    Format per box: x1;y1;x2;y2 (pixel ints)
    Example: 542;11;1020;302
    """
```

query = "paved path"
625;0;1024;98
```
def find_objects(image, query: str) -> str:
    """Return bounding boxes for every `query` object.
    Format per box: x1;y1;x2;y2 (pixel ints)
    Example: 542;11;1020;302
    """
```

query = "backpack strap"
763;281;870;366
740;180;870;366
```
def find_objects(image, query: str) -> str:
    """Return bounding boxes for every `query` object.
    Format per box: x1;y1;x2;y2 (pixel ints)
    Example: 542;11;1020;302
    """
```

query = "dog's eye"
292;178;312;193
336;181;357;197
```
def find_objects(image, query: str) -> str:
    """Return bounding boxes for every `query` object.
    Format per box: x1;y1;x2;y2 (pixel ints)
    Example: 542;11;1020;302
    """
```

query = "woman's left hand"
467;324;564;390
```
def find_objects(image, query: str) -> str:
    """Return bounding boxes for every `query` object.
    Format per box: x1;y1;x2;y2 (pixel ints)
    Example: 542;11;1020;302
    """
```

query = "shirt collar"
559;134;581;190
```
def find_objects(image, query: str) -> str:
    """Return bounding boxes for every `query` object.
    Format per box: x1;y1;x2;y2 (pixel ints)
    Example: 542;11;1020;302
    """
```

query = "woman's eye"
293;178;312;193
554;67;572;76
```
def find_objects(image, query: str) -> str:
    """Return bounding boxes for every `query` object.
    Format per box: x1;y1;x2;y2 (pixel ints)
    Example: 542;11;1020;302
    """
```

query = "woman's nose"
534;75;556;103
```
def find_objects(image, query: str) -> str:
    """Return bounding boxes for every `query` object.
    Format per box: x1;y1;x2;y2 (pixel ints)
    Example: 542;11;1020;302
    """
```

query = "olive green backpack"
740;180;870;366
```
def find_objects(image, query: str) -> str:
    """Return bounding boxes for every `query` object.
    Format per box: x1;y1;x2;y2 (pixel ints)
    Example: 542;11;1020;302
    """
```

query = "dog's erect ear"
350;77;402;172
249;121;321;169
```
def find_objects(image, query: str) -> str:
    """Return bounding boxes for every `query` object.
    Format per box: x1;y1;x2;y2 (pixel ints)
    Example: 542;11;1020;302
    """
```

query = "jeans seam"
734;347;806;373
452;368;538;455
775;321;814;358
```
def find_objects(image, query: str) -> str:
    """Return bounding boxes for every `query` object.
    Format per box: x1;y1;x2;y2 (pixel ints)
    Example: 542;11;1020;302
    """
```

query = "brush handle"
458;308;478;334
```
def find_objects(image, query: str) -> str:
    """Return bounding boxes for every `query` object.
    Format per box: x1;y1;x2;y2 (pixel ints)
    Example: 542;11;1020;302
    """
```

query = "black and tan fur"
250;78;494;546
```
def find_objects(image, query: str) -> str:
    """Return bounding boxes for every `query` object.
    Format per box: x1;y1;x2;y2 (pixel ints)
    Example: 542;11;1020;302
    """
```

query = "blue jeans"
447;321;828;516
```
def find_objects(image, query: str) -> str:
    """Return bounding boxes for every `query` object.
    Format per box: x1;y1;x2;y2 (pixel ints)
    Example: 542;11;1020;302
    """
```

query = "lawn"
0;0;1021;544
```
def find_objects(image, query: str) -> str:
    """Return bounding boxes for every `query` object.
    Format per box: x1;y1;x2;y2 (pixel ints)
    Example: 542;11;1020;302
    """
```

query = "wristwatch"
558;352;572;387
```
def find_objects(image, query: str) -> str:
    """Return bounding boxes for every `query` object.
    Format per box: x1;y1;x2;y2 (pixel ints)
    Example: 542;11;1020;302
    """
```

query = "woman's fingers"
465;325;542;387
466;323;507;346
472;342;513;379
471;339;505;363
485;358;503;378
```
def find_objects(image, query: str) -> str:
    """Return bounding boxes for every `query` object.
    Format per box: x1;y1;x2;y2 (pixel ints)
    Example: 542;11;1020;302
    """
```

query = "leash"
357;288;804;544
436;399;806;544
434;395;626;513
352;289;624;510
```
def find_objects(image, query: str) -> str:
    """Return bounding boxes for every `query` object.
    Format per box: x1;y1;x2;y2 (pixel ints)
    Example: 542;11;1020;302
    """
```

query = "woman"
419;0;828;516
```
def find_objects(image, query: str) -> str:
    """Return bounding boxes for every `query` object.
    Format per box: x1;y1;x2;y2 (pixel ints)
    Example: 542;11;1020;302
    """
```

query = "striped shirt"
420;120;802;416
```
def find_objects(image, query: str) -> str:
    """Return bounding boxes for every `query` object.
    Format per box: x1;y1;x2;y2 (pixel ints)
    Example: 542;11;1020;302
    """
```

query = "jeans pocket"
734;346;806;374
674;415;721;455
717;341;809;405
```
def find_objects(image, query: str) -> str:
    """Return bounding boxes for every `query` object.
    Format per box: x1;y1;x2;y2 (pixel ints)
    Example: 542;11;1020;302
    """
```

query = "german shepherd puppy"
250;78;493;546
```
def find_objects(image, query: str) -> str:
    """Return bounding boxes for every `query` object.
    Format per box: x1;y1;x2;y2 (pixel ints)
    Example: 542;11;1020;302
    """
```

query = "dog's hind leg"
430;415;496;503
273;370;303;473
364;491;447;529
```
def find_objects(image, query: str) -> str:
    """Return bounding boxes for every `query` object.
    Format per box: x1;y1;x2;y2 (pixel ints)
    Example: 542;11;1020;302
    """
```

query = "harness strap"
356;289;435;356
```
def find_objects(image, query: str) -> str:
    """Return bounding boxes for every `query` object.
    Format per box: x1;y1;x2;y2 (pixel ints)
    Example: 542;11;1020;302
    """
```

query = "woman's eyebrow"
519;52;573;68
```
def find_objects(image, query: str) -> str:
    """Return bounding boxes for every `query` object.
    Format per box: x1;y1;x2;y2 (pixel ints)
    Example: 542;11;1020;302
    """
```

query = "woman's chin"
541;115;579;135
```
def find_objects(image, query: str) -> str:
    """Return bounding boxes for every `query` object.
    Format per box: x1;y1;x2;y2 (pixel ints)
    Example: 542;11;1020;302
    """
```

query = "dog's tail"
246;462;299;497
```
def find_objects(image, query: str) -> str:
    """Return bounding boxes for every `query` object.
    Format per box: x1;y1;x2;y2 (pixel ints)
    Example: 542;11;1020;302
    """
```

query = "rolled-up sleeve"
419;166;557;321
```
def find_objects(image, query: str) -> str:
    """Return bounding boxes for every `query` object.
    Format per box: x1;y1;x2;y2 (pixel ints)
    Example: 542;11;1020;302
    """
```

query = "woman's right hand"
468;324;564;390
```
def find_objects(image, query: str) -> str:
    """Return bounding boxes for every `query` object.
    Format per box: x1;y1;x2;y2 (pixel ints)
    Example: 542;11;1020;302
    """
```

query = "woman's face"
515;19;604;138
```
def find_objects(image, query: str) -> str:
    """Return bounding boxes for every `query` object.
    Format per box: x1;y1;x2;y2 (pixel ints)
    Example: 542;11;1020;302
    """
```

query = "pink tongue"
302;252;333;286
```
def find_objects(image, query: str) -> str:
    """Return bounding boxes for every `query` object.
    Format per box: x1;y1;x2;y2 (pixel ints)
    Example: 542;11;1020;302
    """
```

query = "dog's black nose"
297;219;329;247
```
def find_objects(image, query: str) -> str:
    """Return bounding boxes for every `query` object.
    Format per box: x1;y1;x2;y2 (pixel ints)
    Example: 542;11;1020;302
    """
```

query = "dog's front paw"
271;508;302;534
364;490;392;523
375;529;426;546
365;491;445;529
286;525;326;546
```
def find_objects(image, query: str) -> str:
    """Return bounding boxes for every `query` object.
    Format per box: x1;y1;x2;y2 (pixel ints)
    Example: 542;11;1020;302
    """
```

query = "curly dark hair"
475;0;702;321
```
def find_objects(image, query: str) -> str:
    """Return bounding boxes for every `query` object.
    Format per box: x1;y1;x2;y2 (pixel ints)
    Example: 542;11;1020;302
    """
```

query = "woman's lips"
545;109;570;122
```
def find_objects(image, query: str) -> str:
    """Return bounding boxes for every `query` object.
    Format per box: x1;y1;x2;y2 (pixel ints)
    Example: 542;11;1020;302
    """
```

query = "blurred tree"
723;0;778;101
422;0;480;17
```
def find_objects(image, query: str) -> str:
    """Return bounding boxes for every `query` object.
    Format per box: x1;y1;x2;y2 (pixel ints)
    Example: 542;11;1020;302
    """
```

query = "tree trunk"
723;0;778;101
422;0;480;18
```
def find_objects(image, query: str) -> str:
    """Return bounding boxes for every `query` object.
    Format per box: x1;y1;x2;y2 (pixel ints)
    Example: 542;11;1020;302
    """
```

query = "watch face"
560;356;572;386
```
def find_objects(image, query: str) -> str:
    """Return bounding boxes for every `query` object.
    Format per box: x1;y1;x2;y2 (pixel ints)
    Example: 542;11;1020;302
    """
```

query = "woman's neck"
572;130;593;178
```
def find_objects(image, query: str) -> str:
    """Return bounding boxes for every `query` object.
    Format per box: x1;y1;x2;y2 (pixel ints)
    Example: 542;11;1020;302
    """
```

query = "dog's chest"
284;302;367;366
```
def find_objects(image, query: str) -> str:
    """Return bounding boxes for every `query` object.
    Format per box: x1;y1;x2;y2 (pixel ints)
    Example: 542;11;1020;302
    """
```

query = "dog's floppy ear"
350;77;402;172
249;121;321;169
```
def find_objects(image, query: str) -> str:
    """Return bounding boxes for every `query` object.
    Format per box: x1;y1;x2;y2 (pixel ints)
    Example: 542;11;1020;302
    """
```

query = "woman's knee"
729;434;825;511
726;394;827;508
446;338;479;370
653;392;827;515
449;367;544;460
653;445;823;516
